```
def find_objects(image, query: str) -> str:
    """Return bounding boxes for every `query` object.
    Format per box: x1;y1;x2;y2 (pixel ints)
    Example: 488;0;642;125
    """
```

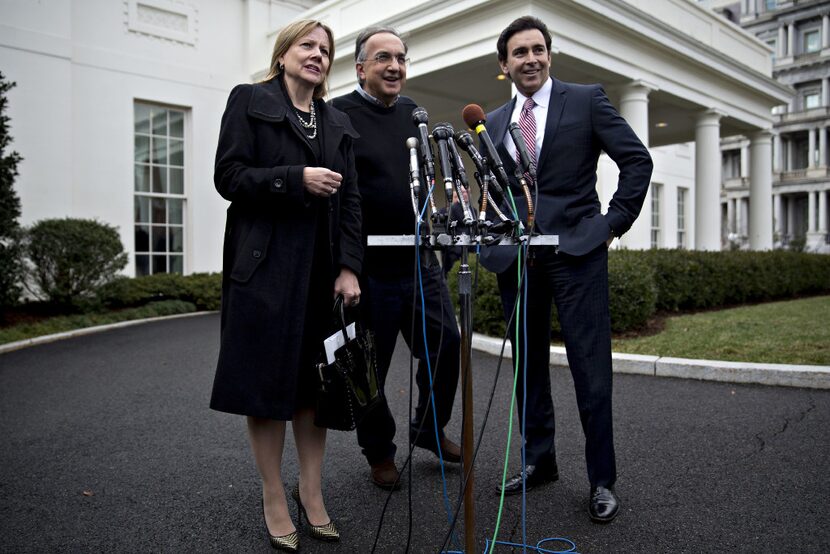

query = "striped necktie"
517;96;537;175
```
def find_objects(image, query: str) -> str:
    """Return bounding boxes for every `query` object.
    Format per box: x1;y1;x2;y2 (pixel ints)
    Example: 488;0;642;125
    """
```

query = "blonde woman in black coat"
210;19;362;552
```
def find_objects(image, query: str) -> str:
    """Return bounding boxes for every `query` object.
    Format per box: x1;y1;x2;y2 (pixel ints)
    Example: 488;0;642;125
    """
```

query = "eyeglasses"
364;52;409;66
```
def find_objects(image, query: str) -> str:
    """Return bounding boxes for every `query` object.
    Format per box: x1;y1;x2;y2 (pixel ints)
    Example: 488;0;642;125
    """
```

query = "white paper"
323;323;356;364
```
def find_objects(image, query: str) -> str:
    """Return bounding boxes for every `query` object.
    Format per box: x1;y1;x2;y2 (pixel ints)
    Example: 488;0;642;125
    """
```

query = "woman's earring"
278;63;285;72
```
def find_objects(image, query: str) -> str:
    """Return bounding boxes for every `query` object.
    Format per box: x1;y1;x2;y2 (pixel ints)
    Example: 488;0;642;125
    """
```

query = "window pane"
136;254;150;276
805;93;820;109
135;135;150;163
169;138;184;166
169;227;183;252
135;225;150;252
169;168;184;195
152;109;167;136
135;196;150;223
169;111;184;138
152;166;167;194
152;255;167;274
152;225;167;252
805;31;820;52
135;104;151;134
169;255;183;274
152;198;166;224
135;164;150;192
152;137;167;165
169;198;183;224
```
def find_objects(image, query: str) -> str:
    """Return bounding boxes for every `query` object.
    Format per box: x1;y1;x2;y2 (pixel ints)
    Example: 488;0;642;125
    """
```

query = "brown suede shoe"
370;459;401;490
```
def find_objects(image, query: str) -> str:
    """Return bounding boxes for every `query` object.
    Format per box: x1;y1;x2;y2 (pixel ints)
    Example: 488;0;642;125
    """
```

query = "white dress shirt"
502;77;552;165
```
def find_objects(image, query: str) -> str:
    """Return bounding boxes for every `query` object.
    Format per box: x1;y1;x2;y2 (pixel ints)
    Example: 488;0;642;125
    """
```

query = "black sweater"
331;91;421;279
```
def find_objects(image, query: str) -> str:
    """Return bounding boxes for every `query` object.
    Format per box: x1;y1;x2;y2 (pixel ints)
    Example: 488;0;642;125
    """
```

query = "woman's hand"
334;268;360;307
303;167;342;197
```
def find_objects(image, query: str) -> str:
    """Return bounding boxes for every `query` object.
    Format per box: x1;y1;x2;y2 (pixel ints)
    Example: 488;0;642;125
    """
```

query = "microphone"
461;104;511;192
508;121;536;179
406;136;421;200
431;123;455;204
411;107;435;185
454;131;504;199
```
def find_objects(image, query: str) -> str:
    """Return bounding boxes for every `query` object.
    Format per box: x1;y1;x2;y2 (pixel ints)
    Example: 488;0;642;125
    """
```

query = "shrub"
23;218;128;307
608;250;657;332
97;272;221;311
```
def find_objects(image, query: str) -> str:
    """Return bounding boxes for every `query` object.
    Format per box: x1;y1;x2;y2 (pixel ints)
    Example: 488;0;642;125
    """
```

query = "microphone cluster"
406;103;536;243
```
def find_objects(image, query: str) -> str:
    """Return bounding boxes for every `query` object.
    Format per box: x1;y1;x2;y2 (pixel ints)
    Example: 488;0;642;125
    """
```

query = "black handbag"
314;296;382;431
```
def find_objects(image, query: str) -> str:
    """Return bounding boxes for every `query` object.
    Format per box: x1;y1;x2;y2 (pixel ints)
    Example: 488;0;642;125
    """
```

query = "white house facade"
0;0;791;277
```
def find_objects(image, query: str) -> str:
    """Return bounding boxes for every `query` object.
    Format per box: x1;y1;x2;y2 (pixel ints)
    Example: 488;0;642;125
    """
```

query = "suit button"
273;178;284;190
252;249;262;259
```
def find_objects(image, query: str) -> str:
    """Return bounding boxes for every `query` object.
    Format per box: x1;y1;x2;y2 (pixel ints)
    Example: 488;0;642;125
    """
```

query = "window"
803;91;821;110
677;188;687;249
722;150;741;179
651;183;661;249
765;39;776;61
764;0;777;11
803;29;820;53
134;102;186;276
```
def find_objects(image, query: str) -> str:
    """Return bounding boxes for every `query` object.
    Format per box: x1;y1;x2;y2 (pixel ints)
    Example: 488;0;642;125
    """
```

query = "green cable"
490;190;523;553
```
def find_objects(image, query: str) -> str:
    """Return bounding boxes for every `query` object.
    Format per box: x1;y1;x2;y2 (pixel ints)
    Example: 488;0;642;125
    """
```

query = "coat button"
252;249;262;259
273;178;284;190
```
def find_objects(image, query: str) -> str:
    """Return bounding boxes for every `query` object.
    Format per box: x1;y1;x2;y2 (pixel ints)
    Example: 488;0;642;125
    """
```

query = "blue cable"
414;192;458;546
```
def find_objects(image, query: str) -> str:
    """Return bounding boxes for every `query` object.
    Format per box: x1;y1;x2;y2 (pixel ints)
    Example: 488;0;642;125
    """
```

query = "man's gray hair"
354;26;408;62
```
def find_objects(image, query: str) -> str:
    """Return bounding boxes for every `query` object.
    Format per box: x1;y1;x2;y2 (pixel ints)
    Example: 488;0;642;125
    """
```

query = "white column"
823;14;830;49
741;198;750;237
788;23;796;56
819;190;828;233
809;128;817;168
822;78;830;107
808;191;817;232
740;145;749;178
786;138;793;170
749;129;774;250
773;193;783;242
618;80;656;250
820;127;827;167
727;198;736;235
695;109;724;250
773;133;782;172
778;25;787;57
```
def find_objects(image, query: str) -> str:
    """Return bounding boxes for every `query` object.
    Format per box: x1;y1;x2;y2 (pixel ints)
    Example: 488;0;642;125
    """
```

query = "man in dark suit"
480;16;652;523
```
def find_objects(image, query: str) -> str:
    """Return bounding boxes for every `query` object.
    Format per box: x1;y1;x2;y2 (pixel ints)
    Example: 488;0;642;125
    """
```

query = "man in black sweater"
331;27;461;490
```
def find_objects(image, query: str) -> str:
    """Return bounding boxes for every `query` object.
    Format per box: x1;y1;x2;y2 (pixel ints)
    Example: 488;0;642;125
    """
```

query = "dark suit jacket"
480;78;653;273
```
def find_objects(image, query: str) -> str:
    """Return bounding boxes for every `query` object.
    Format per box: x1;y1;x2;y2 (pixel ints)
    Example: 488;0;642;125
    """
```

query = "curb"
471;333;830;390
4;316;828;390
0;311;215;355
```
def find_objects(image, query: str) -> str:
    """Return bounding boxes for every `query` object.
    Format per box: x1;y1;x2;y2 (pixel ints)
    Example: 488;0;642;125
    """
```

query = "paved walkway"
1;313;828;553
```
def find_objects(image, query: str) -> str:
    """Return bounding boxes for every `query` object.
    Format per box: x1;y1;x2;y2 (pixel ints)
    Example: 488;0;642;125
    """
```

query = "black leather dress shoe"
589;486;620;523
496;463;559;496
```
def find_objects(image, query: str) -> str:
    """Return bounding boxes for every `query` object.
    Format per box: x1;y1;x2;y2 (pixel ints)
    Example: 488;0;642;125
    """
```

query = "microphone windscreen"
412;107;429;125
406;137;419;149
462;104;486;129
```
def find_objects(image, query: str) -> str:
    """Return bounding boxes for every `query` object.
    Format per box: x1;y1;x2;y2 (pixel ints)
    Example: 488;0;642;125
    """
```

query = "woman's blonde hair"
265;19;335;99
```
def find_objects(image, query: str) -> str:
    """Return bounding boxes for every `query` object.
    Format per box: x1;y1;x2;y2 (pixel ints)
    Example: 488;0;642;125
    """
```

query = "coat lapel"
489;98;516;165
536;78;567;173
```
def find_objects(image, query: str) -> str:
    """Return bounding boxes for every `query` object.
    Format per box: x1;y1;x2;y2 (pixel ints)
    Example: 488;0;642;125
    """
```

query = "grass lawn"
610;295;830;366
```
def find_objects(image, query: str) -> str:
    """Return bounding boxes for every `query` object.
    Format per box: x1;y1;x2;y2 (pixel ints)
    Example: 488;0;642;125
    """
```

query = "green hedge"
446;249;830;336
97;272;221;311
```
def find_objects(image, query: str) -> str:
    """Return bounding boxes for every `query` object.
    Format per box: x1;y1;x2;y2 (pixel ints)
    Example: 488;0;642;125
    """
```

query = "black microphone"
508;121;536;179
411;107;435;185
432;123;455;204
454;131;504;199
462;104;511;192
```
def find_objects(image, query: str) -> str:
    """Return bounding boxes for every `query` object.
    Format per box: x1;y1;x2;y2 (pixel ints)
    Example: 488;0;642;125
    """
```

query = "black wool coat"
209;78;362;420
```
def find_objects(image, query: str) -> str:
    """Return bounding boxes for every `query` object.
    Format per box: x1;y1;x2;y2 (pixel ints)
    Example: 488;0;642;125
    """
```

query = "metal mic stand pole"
457;243;475;554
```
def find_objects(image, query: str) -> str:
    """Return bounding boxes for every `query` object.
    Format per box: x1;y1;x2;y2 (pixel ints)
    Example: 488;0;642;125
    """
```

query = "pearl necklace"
294;101;317;139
